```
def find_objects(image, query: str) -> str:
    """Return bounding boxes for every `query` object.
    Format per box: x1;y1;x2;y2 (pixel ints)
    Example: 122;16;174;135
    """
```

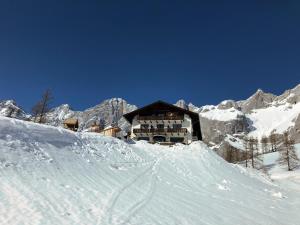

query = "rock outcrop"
238;89;276;113
0;100;29;120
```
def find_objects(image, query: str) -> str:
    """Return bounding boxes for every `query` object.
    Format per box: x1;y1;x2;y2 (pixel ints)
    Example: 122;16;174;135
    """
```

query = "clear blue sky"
0;0;299;111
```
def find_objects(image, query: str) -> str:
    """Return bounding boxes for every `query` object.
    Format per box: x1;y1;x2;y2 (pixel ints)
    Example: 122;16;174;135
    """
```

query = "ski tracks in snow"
98;158;161;225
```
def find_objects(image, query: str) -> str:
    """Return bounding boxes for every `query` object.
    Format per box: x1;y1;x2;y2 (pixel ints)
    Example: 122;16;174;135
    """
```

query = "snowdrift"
0;116;299;225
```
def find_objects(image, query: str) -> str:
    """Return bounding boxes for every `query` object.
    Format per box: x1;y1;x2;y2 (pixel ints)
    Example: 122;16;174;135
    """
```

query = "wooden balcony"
137;115;184;121
133;128;188;134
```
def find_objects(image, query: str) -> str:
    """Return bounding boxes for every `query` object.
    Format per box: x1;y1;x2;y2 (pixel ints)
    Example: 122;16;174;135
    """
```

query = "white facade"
130;114;193;144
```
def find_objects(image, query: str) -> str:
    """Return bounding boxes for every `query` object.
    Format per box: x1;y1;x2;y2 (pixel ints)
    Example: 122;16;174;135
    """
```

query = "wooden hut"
100;126;121;137
63;118;79;131
89;122;102;133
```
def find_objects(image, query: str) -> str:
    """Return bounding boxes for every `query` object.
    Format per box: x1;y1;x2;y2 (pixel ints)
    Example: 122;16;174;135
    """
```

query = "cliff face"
237;89;276;113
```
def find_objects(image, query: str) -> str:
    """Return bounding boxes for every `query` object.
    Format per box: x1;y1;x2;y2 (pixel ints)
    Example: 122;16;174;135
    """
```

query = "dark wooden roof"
123;100;202;140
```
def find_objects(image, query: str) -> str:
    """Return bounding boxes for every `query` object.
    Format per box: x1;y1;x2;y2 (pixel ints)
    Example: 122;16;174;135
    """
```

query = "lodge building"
123;101;202;144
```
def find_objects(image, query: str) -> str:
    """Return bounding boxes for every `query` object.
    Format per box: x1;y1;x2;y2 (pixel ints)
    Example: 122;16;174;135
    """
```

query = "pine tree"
277;132;299;171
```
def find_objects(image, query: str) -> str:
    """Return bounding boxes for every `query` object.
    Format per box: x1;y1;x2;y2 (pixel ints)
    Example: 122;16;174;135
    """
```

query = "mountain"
177;84;300;155
44;98;137;132
1;116;299;225
175;99;189;110
1;84;300;156
0;100;30;120
237;89;276;113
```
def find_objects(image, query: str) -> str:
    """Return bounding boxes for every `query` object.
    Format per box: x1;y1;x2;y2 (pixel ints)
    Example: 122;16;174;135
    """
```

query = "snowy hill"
0;116;300;225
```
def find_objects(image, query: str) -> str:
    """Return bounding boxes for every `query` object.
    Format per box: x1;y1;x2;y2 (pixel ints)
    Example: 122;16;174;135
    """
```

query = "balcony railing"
133;128;188;134
137;115;184;121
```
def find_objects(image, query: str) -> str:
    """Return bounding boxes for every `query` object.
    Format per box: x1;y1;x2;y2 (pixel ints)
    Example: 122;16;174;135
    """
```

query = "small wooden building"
89;123;102;133
63;118;79;131
100;126;121;137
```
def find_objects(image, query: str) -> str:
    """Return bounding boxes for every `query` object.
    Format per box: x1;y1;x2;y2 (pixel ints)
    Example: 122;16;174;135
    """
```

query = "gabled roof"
123;100;199;124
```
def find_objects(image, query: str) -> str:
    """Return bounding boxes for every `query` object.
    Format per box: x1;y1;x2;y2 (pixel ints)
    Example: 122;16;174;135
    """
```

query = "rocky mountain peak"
217;100;238;110
0;100;29;119
175;99;189;110
239;89;276;113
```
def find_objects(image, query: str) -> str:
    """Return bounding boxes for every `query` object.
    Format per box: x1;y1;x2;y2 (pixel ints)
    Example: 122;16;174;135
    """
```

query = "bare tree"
223;143;240;163
253;137;263;169
269;133;279;152
243;137;249;168
243;136;264;169
248;137;256;168
32;89;53;123
277;132;299;171
261;135;269;154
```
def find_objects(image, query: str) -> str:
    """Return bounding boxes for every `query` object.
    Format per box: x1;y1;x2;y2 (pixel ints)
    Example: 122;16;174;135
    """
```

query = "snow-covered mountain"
0;100;30;120
1;84;300;154
176;84;300;154
1;116;299;225
44;98;137;132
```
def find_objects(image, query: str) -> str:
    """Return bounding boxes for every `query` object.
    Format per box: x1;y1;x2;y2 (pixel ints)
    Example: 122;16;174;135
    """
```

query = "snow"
224;134;245;151
0;116;300;225
263;144;300;191
200;106;244;121
247;102;300;138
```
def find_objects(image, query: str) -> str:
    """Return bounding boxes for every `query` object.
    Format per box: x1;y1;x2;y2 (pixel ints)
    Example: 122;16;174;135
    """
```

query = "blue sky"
0;0;299;111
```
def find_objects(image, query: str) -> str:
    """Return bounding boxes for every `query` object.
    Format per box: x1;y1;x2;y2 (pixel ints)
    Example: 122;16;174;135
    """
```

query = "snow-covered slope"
262;144;300;190
0;116;300;225
199;105;244;121
247;102;300;138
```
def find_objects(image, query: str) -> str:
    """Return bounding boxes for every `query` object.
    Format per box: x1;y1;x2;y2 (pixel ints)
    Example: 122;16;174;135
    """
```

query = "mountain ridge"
1;84;300;155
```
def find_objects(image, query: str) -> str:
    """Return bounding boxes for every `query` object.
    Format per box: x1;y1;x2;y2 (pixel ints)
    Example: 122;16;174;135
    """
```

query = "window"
173;124;182;129
141;124;149;129
153;136;166;142
137;137;150;141
157;124;164;129
170;137;184;143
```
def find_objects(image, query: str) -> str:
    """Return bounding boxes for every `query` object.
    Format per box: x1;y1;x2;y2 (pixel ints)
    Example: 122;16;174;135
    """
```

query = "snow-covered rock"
0;116;300;225
0;100;29;120
44;98;137;132
238;89;276;113
175;99;189;110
